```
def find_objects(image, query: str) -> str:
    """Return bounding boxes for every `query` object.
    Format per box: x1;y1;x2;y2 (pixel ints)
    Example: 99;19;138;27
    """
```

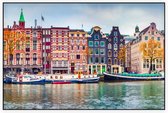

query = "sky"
4;3;164;35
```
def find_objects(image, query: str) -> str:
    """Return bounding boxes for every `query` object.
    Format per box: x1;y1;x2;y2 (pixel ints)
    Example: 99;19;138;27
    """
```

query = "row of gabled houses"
3;9;164;75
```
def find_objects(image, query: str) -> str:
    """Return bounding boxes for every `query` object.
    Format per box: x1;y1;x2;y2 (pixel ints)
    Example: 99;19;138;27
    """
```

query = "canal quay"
4;81;164;110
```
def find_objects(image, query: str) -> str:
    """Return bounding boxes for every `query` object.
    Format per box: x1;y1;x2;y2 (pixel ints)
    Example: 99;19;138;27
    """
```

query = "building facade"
69;29;88;74
88;26;107;74
107;26;125;74
50;27;70;74
4;9;43;74
42;28;51;74
125;41;132;72
131;22;164;73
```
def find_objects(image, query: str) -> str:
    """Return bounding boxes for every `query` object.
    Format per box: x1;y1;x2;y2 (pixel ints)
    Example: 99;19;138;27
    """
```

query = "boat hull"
71;77;100;83
103;73;164;81
52;81;71;84
12;79;45;84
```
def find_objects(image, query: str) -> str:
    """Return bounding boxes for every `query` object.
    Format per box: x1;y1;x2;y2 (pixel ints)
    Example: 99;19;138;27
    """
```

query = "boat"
5;74;45;84
103;72;164;81
45;72;100;84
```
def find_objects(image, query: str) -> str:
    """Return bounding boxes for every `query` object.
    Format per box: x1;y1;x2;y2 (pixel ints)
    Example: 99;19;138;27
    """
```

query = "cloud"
4;4;164;35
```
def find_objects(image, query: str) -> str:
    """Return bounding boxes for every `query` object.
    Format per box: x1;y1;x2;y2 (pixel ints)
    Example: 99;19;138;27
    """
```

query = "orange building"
51;27;70;74
69;29;88;74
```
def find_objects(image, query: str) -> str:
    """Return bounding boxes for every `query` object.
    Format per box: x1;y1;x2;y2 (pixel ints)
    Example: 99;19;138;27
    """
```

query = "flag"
41;15;44;21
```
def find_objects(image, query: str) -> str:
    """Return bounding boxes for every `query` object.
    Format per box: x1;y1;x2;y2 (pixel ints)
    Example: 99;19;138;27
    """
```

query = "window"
114;59;118;64
46;38;50;42
77;39;80;44
33;41;37;50
89;57;93;63
120;44;123;48
95;41;99;47
71;46;73;50
16;53;20;65
71;34;74;37
95;57;99;63
77;46;80;50
33;53;37;65
101;57;105;63
100;41;105;47
89;48;93;54
114;37;118;43
152;31;154;35
89;41;93;47
16;42;20;50
157;37;160;41
114;51;117;57
94;35;99;40
58;38;62;42
108;51;112;57
114;31;118;36
83;46;85;50
114;44;117;50
100;49;105;55
152;37;154;40
76;55;80;59
77;34;80;37
145;36;148;40
108;43;112;49
95;48;99;55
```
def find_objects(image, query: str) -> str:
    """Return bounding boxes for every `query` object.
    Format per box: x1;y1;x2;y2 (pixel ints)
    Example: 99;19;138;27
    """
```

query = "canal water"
3;81;164;110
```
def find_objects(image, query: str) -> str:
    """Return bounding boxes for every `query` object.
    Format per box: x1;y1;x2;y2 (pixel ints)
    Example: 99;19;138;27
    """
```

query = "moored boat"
103;72;164;81
5;74;45;84
52;80;71;84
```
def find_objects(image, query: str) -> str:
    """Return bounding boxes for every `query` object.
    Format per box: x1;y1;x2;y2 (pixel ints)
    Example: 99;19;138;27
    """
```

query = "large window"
100;41;105;47
157;37;160;41
89;41;93;47
114;37;118;43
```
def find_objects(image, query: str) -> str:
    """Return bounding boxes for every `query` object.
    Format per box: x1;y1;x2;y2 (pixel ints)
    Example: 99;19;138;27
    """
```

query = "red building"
4;9;43;74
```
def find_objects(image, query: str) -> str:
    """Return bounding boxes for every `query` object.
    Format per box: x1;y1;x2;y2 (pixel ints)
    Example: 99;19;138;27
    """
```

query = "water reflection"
4;81;164;109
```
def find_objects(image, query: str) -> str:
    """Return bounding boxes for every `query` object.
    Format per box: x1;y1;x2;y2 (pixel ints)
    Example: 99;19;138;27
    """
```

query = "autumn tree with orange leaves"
4;29;26;73
118;46;126;71
139;38;164;74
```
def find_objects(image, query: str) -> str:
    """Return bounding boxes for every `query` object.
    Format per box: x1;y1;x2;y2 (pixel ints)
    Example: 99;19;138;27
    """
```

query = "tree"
118;46;126;72
4;29;26;74
139;38;164;74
